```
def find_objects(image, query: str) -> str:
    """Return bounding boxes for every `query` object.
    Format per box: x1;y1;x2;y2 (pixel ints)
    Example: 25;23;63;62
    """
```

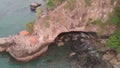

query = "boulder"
30;2;41;12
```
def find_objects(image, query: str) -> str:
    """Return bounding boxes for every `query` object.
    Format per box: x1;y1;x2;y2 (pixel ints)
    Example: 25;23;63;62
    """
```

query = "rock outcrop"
0;38;6;52
34;0;116;47
0;37;13;53
6;35;49;62
30;2;41;12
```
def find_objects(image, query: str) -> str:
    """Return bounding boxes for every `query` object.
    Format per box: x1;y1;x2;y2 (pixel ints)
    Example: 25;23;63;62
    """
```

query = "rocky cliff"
34;0;116;45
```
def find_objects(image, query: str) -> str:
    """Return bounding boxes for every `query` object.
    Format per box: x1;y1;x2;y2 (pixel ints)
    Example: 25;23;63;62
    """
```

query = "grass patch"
107;7;120;27
107;31;120;53
46;0;65;10
107;0;120;27
64;0;76;11
26;21;34;34
90;19;108;27
105;0;120;54
46;0;55;10
85;0;92;6
91;19;103;25
88;19;110;35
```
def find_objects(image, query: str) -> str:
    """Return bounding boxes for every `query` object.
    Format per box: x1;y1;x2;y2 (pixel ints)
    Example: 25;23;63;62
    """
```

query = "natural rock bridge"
0;31;113;68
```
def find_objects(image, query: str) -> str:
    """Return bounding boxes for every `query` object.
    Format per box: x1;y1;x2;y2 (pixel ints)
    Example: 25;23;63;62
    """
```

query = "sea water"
0;0;44;37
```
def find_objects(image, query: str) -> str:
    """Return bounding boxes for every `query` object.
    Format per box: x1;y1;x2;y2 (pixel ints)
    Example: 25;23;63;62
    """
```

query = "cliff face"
34;0;116;44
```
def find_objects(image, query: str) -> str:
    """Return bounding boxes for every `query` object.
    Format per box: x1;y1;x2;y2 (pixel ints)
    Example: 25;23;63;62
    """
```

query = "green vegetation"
107;9;120;27
107;31;120;53
46;0;65;10
43;16;50;28
110;0;115;5
85;0;92;6
35;7;42;16
106;1;120;52
107;1;120;27
46;0;55;10
89;19;108;28
89;19;108;35
26;21;34;34
91;19;103;25
64;0;76;11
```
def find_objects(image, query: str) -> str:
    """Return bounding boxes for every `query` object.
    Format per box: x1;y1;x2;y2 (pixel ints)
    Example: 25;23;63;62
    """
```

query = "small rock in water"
30;2;41;12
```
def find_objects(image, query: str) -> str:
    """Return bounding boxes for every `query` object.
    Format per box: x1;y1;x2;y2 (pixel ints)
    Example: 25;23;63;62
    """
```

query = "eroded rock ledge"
0;31;108;62
0;35;50;62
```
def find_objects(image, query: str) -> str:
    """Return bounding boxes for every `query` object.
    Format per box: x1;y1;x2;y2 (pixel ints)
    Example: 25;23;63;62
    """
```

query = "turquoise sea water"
0;0;70;68
0;0;45;37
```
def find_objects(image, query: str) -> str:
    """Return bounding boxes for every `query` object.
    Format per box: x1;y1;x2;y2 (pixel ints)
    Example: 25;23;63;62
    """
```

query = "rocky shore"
0;35;50;62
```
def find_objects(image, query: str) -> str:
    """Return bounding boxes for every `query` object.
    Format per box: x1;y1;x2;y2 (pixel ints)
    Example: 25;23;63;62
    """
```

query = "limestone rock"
0;47;5;53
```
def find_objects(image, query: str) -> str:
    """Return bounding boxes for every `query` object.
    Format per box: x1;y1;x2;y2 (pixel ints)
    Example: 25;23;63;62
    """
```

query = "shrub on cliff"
46;0;55;10
107;31;120;53
46;0;65;10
